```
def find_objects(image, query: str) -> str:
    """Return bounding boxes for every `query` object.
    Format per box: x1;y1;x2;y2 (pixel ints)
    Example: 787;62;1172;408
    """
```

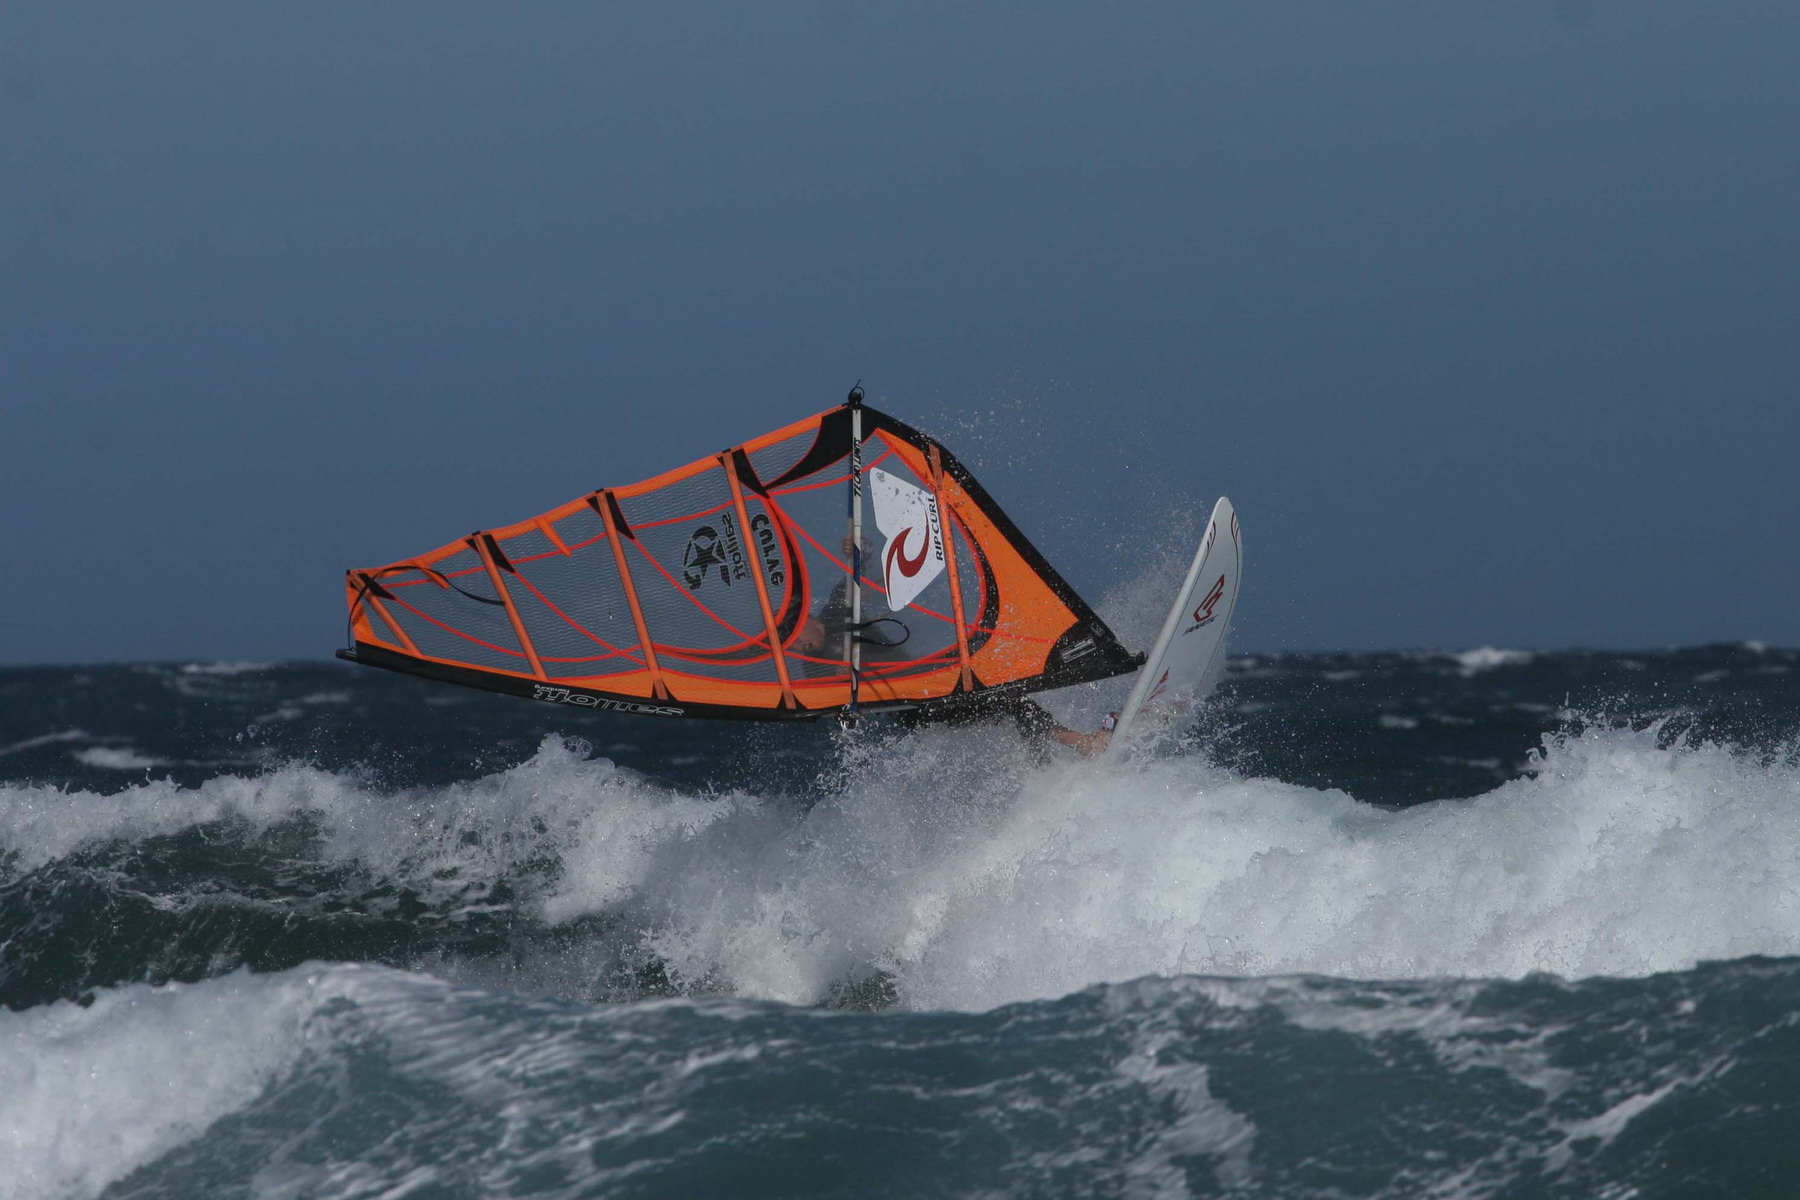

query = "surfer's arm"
1048;726;1109;755
1017;701;1116;757
1045;711;1117;756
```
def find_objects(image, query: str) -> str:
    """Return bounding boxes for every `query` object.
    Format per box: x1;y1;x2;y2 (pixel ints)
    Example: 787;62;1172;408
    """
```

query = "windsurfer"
792;535;912;676
792;535;1115;752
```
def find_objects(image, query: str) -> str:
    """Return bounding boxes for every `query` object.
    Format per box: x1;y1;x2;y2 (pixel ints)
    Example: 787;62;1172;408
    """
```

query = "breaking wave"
5;719;1798;1013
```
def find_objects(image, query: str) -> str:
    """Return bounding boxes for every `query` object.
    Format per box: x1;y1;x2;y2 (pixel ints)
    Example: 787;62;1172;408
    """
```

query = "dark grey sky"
5;1;1797;663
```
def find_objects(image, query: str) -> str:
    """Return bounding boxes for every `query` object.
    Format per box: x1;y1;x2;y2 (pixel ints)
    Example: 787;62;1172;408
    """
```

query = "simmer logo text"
531;685;684;716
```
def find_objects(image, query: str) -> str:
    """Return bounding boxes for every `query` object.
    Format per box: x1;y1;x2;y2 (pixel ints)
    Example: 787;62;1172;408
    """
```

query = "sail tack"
342;403;1140;719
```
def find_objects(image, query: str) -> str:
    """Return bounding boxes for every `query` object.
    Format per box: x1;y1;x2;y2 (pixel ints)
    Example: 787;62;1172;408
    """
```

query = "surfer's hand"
1053;712;1120;755
1049;724;1112;756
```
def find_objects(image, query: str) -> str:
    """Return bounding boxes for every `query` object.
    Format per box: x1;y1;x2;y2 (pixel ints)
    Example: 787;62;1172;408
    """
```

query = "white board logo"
869;467;946;612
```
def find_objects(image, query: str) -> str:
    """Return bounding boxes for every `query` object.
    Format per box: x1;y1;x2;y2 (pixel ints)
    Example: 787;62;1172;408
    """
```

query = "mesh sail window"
341;403;1141;720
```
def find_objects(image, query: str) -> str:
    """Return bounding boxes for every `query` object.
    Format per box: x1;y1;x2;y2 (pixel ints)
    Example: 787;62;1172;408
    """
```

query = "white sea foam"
71;746;170;771
0;965;521;1200
4;724;1800;1013
0;765;372;873
0;962;793;1200
0;740;671;880
0;969;336;1200
1446;647;1536;675
541;721;1796;1009
0;729;90;758
1113;1024;1257;1192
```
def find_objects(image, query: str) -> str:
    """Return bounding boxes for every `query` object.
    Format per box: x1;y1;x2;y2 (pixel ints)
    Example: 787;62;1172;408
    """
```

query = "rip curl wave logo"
868;468;946;612
885;526;930;581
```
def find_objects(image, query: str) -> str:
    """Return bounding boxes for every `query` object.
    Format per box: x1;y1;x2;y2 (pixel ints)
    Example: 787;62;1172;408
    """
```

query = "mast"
845;383;865;723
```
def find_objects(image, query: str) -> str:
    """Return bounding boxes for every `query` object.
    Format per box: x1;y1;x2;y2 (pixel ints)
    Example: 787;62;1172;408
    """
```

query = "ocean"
4;637;1798;1198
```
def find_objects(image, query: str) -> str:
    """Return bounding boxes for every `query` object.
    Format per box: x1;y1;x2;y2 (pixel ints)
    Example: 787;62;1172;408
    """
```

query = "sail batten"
598;491;668;700
341;402;1141;719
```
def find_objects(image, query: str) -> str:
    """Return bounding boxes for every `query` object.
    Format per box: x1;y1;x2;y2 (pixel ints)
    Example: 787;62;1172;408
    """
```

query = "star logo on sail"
682;524;731;589
682;514;751;591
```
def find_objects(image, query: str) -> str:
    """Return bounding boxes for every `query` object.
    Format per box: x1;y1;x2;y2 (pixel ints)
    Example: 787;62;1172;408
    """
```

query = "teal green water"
3;647;1797;1197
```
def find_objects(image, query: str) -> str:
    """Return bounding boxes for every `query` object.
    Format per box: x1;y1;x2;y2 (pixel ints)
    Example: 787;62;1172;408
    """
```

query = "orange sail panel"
340;404;1140;719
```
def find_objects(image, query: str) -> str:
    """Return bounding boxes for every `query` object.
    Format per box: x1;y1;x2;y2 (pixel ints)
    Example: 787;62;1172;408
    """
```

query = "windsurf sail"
338;397;1141;720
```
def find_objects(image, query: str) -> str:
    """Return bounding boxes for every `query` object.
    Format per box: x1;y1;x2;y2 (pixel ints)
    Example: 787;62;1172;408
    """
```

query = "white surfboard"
1108;497;1241;751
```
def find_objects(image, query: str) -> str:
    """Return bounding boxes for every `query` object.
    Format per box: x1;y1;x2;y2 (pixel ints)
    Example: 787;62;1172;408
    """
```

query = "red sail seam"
509;572;646;666
378;563;488;586
396;456;905;579
929;445;976;692
361;590;422;656
781;506;1046;646
630;499;737;532
724;457;797;708
475;536;549;681
496;501;737;569
625;538;761;642
767;448;896;497
754;494;813;646
653;647;774;667
387;596;526;658
599;490;670;701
